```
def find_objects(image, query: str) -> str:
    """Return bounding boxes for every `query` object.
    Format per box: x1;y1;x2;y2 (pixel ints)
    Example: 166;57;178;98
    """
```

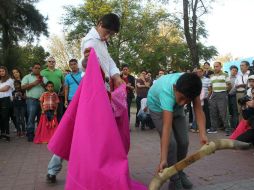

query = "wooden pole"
149;139;252;190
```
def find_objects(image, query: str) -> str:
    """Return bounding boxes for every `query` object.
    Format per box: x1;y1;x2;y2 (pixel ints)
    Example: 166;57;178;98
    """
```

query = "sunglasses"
48;61;55;63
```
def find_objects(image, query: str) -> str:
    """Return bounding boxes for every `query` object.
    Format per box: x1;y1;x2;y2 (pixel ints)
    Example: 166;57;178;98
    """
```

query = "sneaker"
190;129;198;133
207;129;218;134
170;178;183;190
46;174;56;183
179;171;193;189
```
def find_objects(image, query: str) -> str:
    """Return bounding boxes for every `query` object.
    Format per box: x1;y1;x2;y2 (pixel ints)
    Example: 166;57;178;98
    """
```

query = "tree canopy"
0;0;48;69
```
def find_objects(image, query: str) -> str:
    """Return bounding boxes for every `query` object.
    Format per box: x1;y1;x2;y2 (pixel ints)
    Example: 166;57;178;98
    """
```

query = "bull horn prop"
149;139;252;190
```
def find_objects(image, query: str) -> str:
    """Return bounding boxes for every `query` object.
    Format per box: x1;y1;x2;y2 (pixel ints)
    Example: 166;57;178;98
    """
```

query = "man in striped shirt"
208;62;231;134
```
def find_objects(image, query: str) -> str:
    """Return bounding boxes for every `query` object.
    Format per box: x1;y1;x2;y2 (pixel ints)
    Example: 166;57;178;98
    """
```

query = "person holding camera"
231;84;254;145
21;63;48;142
235;61;250;120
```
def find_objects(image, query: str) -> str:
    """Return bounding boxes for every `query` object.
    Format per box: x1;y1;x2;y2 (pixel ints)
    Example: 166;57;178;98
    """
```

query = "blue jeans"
26;98;40;137
48;154;63;175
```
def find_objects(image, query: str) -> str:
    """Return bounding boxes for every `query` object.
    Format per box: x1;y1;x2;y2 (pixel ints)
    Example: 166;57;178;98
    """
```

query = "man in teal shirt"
22;63;48;142
147;73;208;190
41;57;64;122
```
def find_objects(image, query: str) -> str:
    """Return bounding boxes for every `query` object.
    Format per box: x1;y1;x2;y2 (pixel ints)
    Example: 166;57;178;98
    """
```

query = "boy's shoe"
207;129;218;134
169;178;183;190
179;171;193;189
46;174;56;183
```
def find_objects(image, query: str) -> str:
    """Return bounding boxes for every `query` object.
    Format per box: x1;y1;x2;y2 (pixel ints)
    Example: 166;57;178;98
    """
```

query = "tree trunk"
183;0;199;69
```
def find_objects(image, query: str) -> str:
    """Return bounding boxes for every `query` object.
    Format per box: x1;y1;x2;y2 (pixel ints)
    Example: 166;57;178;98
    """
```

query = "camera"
238;95;251;106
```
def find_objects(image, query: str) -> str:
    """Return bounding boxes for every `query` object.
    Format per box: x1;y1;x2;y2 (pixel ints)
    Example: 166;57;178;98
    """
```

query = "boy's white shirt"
79;27;120;78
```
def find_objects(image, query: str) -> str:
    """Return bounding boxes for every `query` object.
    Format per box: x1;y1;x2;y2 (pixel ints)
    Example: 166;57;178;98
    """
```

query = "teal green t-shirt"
147;73;182;112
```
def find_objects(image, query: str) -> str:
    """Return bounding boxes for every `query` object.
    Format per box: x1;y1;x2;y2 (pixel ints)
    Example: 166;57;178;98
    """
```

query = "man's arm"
21;80;40;90
64;84;69;107
158;110;173;172
193;96;208;145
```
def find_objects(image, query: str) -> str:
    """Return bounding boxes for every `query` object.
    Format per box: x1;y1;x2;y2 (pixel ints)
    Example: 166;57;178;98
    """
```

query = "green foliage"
62;0;217;74
6;45;49;74
0;0;48;69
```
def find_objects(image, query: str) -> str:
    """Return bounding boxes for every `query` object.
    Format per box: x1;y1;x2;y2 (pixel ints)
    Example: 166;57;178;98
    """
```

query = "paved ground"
0;108;254;190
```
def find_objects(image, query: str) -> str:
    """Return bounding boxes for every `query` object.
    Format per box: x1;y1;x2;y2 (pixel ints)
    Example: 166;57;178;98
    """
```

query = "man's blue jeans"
26;98;40;137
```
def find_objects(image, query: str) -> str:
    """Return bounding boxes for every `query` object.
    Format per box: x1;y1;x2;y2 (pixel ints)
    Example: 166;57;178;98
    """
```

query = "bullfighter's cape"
48;48;147;190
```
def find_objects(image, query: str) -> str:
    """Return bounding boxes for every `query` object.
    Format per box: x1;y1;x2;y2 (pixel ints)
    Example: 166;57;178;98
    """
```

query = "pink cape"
34;114;58;144
48;48;147;190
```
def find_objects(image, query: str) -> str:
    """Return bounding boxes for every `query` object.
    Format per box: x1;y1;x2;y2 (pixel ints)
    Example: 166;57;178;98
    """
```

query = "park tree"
62;0;190;75
48;35;81;71
160;0;217;69
0;0;48;69
215;53;234;64
8;45;49;74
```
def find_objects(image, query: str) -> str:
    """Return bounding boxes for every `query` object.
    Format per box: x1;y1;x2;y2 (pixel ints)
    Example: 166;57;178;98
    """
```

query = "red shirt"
40;91;59;111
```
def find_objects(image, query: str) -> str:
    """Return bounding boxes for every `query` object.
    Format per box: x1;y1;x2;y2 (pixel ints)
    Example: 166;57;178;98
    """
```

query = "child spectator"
12;80;26;137
34;81;59;144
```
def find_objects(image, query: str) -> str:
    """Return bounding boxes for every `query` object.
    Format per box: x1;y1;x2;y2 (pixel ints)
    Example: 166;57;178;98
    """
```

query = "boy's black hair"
46;81;54;87
230;65;238;71
14;80;21;85
69;59;78;63
175;73;202;100
98;13;120;33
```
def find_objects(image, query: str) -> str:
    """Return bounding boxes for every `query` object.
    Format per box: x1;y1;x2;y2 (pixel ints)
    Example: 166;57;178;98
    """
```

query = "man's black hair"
121;64;129;70
204;61;210;66
33;63;41;67
230;65;238;71
46;81;54;87
98;13;120;33
241;61;250;67
69;59;78;63
175;73;202;100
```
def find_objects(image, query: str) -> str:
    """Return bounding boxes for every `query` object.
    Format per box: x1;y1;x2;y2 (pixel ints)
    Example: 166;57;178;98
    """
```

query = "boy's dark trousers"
14;106;26;132
203;98;211;129
150;106;189;181
0;97;11;136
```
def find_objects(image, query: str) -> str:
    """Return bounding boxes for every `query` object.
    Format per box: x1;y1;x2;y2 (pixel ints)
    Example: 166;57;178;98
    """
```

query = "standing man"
21;63;47;142
208;62;231;134
196;68;212;130
120;64;135;120
203;62;214;78
41;57;64;122
235;61;250;120
135;70;151;129
228;65;239;129
64;59;83;107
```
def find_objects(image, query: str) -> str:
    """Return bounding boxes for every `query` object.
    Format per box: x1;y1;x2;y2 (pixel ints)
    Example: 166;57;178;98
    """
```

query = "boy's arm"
193;96;208;145
40;102;44;113
158;110;173;172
